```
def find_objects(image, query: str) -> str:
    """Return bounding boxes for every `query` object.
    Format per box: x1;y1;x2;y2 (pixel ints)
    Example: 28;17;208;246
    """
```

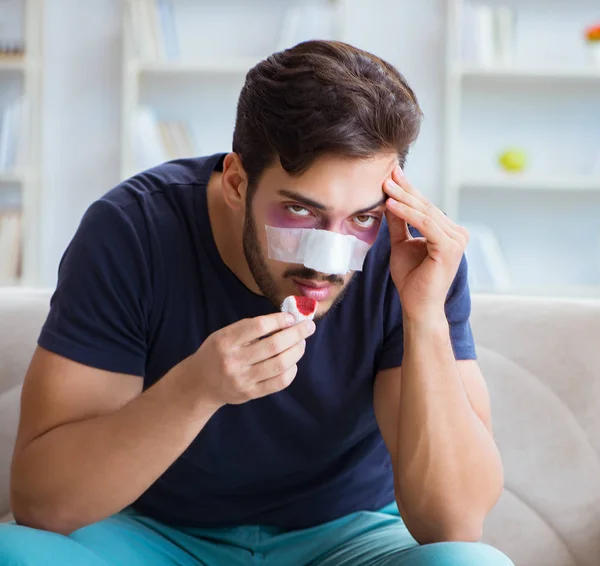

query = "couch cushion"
0;385;23;517
472;295;600;566
0;288;52;518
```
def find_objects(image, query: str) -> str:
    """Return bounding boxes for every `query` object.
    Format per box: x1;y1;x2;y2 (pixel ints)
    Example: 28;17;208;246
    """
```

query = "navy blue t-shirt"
38;153;477;529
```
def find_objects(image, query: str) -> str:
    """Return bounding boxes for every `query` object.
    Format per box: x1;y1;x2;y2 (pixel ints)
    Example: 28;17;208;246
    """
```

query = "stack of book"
132;106;196;172
0;98;28;173
462;3;516;67
464;223;513;292
127;0;180;61
0;210;21;282
126;0;338;62
0;0;24;57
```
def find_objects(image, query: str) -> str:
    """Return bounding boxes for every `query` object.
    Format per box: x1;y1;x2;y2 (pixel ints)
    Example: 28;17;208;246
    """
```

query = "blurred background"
0;0;599;296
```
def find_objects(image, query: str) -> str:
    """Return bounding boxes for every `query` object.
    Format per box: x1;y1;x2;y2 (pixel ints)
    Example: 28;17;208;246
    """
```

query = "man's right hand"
11;312;314;534
188;313;316;409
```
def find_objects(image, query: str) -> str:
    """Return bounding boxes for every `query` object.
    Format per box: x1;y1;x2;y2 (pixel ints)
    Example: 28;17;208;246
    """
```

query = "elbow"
10;488;83;536
409;518;484;545
398;498;485;545
434;520;483;543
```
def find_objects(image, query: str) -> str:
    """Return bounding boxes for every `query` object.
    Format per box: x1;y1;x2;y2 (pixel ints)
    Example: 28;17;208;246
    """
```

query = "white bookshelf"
457;65;600;82
0;171;27;186
134;59;264;76
120;0;348;180
0;58;26;71
443;0;600;298
461;175;600;192
0;0;43;286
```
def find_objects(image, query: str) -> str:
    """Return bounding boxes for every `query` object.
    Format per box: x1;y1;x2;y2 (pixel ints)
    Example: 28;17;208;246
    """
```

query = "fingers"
384;168;469;247
251;338;307;381
227;312;296;346
244;319;315;366
386;198;447;247
251;365;299;399
392;167;468;240
385;202;412;244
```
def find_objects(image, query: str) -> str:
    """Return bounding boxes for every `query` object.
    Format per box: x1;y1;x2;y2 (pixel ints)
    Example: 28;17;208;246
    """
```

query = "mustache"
283;267;344;286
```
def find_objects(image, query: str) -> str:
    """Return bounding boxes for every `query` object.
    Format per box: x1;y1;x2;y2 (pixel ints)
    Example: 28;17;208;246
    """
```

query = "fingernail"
285;314;295;325
395;166;405;178
385;178;395;190
305;320;316;333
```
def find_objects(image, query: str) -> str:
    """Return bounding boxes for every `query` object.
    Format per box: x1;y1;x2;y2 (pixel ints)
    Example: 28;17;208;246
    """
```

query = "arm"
374;352;503;545
375;166;503;544
10;346;218;535
11;315;314;536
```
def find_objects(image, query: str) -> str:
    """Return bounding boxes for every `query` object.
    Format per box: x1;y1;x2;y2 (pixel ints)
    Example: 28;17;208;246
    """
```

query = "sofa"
1;287;599;565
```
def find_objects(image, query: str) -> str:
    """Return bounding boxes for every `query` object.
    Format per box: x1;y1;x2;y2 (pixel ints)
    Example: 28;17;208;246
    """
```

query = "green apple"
499;148;527;172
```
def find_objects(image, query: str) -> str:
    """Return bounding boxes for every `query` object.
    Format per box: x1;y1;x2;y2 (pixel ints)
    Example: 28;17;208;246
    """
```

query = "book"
0;211;21;282
462;3;515;67
157;0;179;61
160;121;195;159
493;6;515;67
147;0;165;60
0;98;27;173
127;0;179;61
127;0;158;60
172;122;195;156
464;224;513;292
132;106;167;171
132;108;196;170
0;0;24;55
158;122;177;158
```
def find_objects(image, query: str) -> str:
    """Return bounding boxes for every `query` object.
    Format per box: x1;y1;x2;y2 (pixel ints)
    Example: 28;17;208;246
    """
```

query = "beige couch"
1;288;600;565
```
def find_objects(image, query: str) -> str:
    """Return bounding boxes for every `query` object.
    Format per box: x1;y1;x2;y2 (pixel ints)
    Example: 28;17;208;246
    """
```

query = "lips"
293;279;335;301
293;279;331;289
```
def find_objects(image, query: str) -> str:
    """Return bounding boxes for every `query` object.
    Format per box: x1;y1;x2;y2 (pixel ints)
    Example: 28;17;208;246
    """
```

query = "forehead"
257;153;398;208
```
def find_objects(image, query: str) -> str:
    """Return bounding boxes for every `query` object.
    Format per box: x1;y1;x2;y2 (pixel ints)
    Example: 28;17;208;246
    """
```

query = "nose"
321;219;349;235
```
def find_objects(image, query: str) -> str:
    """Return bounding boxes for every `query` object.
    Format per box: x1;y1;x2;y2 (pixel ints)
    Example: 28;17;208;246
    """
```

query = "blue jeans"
0;502;514;565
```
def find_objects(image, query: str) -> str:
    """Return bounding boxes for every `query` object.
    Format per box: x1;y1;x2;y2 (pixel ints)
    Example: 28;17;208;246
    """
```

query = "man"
1;41;513;565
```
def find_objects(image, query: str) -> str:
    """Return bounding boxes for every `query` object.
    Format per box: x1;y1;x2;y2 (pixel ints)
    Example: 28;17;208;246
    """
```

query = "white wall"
39;0;446;287
40;0;123;286
343;0;446;200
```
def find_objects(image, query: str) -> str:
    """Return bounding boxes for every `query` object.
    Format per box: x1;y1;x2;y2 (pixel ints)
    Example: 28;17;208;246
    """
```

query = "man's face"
243;152;398;319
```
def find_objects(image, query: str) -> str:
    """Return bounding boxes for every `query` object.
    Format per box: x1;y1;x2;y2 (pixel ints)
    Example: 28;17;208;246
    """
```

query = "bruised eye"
286;205;312;217
354;215;377;229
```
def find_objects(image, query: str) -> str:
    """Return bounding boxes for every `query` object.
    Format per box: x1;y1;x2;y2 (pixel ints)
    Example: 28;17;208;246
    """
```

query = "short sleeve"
377;252;477;372
38;199;151;376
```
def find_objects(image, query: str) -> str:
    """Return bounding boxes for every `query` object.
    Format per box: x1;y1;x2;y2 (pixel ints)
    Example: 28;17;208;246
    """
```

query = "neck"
206;173;262;295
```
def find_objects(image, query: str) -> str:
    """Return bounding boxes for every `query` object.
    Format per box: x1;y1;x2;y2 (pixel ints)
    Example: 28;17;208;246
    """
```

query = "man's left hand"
383;166;470;321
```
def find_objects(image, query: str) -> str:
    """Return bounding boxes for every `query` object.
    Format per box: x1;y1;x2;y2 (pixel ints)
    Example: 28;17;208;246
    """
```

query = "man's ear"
221;152;248;212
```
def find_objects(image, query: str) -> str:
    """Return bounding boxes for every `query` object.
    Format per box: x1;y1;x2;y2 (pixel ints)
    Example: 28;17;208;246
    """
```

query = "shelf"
485;285;600;300
460;175;600;192
0;55;26;71
0;277;22;288
0;172;28;187
456;66;600;83
132;58;262;76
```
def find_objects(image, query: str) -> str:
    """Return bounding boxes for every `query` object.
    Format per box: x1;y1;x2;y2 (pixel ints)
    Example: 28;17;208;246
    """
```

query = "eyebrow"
278;189;387;216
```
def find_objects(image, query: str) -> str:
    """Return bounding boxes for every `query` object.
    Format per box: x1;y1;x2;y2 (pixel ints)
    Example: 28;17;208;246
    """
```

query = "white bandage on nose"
265;226;372;275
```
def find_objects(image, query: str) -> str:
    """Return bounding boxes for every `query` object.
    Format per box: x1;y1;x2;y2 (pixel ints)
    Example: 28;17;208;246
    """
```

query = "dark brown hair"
233;40;423;192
